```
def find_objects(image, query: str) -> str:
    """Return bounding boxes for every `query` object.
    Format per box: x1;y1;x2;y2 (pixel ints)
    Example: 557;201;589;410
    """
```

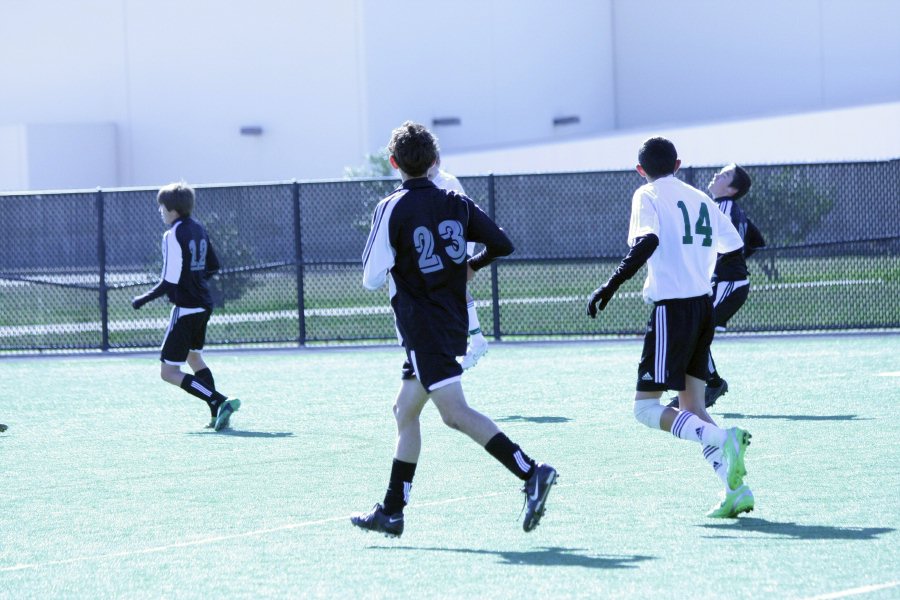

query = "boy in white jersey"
586;137;755;518
428;154;489;369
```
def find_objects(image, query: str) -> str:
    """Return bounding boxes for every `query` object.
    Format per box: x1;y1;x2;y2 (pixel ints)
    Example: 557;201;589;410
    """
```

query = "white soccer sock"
671;411;727;447
702;445;731;489
467;299;483;338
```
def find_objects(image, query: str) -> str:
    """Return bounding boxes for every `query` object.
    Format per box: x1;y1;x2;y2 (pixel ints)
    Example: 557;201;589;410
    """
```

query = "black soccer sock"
485;433;535;481
195;367;215;388
194;368;217;416
382;459;417;515
180;374;227;411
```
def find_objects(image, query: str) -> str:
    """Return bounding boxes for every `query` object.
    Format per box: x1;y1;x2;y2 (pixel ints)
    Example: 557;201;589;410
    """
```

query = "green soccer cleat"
214;398;241;431
722;427;751;490
707;484;755;518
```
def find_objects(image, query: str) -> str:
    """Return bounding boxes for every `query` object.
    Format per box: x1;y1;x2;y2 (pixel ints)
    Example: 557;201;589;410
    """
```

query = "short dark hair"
638;137;678;179
730;165;752;200
157;182;195;217
388;121;438;178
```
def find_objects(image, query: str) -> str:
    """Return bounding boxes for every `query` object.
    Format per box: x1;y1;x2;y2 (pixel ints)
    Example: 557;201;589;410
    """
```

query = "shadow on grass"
716;413;872;422
372;545;654;569
186;430;294;438
496;415;572;424
700;517;894;540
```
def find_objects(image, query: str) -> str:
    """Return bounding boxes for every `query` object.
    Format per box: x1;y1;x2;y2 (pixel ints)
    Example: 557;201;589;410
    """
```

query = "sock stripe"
403;481;412;504
513;450;531;474
672;410;694;438
703;445;717;459
190;380;213;398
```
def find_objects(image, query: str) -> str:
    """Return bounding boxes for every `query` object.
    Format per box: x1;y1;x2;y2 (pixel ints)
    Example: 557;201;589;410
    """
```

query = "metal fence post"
683;166;695;187
292;181;306;346
487;174;502;341
96;188;109;351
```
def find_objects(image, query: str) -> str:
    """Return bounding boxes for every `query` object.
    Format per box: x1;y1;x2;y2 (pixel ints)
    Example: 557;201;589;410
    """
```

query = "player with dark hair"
700;163;766;406
353;121;557;537
131;182;240;431
586;137;755;518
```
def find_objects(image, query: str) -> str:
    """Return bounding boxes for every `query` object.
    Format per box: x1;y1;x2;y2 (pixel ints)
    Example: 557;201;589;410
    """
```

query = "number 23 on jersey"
413;220;466;274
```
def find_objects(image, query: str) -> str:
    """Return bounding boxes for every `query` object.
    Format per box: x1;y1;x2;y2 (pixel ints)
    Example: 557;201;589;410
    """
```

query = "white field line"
0;278;885;339
802;581;900;600
0;448;822;573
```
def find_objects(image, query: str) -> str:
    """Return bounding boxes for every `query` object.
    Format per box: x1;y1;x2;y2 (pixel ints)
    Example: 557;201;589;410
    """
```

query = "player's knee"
633;399;665;430
439;411;462;431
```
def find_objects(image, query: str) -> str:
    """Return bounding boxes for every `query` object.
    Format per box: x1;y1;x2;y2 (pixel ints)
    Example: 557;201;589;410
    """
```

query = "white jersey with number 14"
628;175;743;303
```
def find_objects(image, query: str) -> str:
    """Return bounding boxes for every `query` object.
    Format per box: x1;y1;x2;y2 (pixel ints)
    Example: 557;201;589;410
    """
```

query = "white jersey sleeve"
627;186;659;246
715;206;744;254
161;226;182;284
362;196;401;290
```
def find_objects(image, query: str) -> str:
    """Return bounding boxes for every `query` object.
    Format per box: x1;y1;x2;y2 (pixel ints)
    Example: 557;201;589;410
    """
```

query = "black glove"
131;294;150;310
587;284;617;318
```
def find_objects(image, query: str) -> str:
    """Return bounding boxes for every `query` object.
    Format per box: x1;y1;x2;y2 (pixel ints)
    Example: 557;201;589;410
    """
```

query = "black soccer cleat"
522;463;558;532
350;503;404;538
705;379;728;408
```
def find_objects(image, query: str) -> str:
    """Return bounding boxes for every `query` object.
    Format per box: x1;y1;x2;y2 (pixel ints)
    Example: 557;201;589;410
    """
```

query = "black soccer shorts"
712;280;750;328
160;307;210;365
636;295;715;392
401;348;463;392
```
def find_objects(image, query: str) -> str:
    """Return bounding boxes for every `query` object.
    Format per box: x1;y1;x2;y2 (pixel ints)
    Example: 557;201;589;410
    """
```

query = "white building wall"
0;0;898;191
362;0;616;152
611;0;900;129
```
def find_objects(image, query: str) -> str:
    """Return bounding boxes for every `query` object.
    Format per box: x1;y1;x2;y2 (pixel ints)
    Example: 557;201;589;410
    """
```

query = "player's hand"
131;295;147;310
586;285;616;318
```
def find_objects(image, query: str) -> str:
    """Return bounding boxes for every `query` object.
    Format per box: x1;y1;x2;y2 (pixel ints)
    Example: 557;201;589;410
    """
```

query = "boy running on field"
353;121;557;537
586;137;755;518
131;182;240;431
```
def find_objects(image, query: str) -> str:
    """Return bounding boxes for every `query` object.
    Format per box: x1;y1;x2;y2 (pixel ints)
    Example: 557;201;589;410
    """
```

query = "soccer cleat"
214;398;241;431
350;503;404;538
204;417;216;429
705;379;728;408
0;423;7;433
522;463;558;532
722;427;752;490
460;337;489;370
707;484;755;518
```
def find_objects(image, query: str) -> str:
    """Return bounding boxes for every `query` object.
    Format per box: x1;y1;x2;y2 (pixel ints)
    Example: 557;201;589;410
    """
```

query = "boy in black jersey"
704;164;765;405
131;182;240;431
668;164;766;408
353;122;557;537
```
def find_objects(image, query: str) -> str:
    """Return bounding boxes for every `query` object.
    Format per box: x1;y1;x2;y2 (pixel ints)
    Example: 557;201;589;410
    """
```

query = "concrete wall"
1;0;898;191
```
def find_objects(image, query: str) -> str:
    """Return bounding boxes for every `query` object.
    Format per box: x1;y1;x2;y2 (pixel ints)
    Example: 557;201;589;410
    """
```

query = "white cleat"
461;337;489;370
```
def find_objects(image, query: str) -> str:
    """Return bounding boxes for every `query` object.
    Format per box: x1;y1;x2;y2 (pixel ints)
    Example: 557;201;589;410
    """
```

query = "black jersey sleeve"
743;218;766;258
205;240;221;278
131;279;177;309
465;199;514;271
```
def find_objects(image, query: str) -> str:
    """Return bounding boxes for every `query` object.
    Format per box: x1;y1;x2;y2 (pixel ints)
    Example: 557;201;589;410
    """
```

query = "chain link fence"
1;159;898;352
